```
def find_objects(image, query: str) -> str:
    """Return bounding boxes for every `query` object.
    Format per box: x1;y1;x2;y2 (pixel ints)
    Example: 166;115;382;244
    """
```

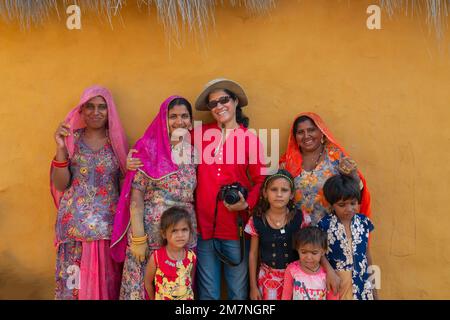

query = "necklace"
167;248;185;261
267;215;285;227
303;144;325;174
266;211;287;234
302;264;321;273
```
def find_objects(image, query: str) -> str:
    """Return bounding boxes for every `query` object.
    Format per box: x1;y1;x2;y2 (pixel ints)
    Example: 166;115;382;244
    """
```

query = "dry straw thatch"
0;0;448;41
380;0;449;39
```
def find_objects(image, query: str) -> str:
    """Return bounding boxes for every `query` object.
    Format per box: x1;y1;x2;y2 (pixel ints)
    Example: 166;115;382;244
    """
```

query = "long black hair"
223;89;249;128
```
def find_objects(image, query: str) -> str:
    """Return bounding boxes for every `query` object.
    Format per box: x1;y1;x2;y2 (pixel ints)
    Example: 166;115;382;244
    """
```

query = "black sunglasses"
207;96;231;110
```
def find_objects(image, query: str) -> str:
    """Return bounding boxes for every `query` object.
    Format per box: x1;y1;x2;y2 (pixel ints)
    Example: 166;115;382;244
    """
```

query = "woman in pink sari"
111;96;197;300
50;85;128;300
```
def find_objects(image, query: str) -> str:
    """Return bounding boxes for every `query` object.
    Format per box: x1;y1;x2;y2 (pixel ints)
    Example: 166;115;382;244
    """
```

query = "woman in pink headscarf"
110;96;197;300
50;85;129;300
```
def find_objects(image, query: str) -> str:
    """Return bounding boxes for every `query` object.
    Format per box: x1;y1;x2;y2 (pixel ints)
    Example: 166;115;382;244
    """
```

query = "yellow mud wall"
0;0;449;299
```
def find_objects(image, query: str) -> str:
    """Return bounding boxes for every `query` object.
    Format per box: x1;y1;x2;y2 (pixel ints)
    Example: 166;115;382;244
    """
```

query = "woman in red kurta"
193;78;265;300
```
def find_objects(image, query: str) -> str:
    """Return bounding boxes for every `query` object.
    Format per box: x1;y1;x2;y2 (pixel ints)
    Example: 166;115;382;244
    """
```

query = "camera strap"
212;193;245;267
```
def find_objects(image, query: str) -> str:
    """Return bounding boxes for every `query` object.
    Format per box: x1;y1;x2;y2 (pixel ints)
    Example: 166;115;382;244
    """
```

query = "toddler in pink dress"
282;226;338;300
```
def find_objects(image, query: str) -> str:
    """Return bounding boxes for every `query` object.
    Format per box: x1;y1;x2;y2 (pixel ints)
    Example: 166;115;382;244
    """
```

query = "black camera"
219;182;248;205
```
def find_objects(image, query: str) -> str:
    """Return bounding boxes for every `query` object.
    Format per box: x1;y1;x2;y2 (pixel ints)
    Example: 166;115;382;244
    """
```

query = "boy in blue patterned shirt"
318;174;378;300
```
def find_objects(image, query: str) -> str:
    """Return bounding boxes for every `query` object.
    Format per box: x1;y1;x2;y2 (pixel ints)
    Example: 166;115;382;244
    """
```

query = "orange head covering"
280;112;371;218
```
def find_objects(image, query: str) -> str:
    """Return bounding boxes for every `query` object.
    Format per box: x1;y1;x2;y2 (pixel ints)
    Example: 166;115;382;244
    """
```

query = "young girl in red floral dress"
144;207;196;300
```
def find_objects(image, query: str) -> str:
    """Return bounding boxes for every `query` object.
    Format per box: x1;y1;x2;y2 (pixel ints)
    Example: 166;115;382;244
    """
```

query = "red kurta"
194;123;265;240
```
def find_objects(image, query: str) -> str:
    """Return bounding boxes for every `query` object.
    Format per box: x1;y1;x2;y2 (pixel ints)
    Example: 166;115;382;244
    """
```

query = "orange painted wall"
0;0;449;299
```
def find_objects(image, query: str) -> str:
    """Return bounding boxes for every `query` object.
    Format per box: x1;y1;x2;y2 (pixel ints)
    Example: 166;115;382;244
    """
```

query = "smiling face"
294;118;324;153
332;198;359;223
80;96;108;129
208;89;238;126
263;177;293;210
168;104;192;136
162;219;191;249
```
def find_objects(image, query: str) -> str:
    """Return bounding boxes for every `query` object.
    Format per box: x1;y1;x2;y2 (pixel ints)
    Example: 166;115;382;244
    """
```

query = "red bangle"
52;158;69;168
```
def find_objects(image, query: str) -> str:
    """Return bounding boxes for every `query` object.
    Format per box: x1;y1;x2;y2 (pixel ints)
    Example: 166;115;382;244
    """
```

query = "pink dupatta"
110;95;183;263
50;85;129;209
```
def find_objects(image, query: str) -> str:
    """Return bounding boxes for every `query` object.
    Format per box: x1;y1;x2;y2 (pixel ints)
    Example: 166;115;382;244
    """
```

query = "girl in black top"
245;169;302;300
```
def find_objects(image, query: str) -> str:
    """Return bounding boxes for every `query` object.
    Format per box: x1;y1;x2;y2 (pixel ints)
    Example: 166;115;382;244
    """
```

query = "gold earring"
321;135;325;144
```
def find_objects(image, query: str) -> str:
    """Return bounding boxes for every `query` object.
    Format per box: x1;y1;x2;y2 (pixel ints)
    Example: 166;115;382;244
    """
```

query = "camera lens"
224;190;240;205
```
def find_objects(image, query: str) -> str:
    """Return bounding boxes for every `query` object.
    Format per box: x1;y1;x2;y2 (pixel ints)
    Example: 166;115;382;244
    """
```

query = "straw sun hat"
195;78;248;111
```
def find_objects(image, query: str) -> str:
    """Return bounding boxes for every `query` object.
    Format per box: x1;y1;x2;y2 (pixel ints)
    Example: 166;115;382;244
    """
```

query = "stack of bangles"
131;234;148;245
52;158;70;168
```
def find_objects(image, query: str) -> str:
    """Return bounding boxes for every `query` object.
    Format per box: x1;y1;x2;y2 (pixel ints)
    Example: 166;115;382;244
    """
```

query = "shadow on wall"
0;250;53;299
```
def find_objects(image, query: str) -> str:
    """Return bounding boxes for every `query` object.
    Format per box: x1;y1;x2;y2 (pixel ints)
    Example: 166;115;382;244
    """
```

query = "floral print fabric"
55;241;83;300
119;142;197;300
153;247;196;300
55;128;120;244
318;213;375;300
294;142;344;226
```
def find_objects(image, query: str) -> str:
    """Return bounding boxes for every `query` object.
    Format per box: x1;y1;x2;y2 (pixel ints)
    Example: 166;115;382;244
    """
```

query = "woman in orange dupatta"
280;112;371;227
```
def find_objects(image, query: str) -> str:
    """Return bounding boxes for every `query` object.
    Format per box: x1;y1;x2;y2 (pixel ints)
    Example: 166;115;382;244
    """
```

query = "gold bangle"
131;239;147;245
132;234;147;241
132;237;147;242
131;234;148;244
132;240;147;245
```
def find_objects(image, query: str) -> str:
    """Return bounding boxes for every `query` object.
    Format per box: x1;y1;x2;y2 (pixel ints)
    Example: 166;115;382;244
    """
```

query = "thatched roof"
381;0;449;40
0;1;275;26
0;0;448;41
